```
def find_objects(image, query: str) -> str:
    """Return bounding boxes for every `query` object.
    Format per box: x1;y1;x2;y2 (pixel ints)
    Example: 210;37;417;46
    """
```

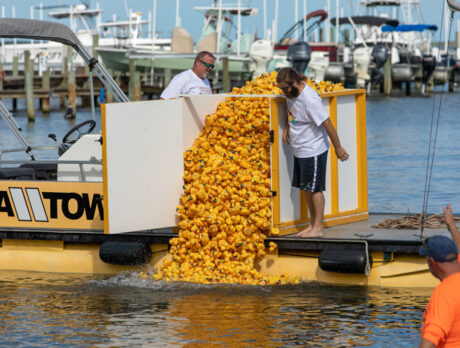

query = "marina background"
0;0;455;43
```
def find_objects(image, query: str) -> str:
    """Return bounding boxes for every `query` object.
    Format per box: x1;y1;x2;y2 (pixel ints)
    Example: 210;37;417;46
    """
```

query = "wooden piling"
134;71;141;101
41;69;50;113
384;55;392;96
164;68;172;87
67;46;76;118
24;51;35;122
129;59;136;101
222;57;230;92
0;63;3;91
105;69;114;103
405;81;411;96
92;34;99;59
344;29;350;46
12;56;19;77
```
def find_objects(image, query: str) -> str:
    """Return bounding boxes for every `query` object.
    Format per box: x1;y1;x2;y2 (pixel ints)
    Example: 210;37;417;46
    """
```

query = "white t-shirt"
160;69;212;99
285;83;330;158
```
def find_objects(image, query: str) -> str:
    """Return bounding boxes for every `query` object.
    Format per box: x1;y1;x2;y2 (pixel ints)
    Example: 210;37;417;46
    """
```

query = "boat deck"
0;213;450;255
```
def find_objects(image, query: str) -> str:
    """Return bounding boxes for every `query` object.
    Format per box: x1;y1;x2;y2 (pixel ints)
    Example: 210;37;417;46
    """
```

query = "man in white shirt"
277;67;349;238
160;51;215;99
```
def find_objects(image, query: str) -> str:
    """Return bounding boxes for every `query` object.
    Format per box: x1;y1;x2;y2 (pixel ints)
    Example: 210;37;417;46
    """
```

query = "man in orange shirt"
419;234;460;347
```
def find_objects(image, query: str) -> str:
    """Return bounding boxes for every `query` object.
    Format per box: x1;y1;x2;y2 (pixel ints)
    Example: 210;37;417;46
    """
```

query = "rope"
373;214;460;230
419;2;455;239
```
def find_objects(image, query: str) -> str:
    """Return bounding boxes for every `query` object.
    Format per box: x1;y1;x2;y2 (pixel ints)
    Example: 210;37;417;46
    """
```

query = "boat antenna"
420;0;457;239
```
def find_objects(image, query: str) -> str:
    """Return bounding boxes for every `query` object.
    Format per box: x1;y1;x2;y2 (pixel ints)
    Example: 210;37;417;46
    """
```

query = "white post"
303;0;307;41
326;0;330;42
1;6;4;62
97;3;101;35
152;0;157;49
237;0;241;56
40;2;44;44
444;4;449;54
408;0;412;24
70;5;74;32
12;6;16;48
217;0;223;53
30;6;34;46
274;0;279;44
175;0;181;27
295;0;298;39
458;19;460;57
263;0;267;40
335;0;339;44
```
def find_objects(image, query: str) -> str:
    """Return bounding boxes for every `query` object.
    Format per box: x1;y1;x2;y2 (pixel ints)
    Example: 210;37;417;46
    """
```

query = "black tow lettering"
82;193;104;220
42;192;66;219
0;191;14;217
42;192;103;220
62;193;84;220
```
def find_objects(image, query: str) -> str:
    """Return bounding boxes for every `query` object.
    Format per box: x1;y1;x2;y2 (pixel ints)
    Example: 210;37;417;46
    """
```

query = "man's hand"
335;146;349;161
443;203;455;228
283;127;290;145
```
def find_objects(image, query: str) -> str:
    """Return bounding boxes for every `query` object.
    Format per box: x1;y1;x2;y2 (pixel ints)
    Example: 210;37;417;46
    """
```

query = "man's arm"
419;338;436;348
443;203;460;250
322;118;349;161
283;117;290;145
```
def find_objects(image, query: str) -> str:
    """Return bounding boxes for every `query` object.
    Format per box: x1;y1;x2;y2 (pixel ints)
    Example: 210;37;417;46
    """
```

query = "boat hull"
96;47;252;79
0;222;439;288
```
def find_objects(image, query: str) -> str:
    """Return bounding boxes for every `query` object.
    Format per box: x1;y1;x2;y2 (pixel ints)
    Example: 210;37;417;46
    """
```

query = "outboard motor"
287;41;311;74
370;44;388;85
353;46;372;88
249;40;274;78
422;54;436;84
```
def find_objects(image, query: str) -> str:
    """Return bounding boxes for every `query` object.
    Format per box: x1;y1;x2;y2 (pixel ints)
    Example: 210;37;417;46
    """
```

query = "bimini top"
0;18;80;49
330;16;398;27
381;24;438;32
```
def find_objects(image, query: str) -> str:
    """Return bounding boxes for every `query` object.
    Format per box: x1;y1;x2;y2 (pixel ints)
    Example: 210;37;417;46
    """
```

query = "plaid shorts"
292;150;328;192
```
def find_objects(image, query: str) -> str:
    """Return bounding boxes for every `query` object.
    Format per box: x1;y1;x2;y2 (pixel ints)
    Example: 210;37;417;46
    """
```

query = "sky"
0;0;457;43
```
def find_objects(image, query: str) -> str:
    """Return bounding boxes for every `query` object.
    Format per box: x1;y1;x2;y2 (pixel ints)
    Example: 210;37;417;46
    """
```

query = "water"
0;270;431;347
367;91;460;213
1;93;459;346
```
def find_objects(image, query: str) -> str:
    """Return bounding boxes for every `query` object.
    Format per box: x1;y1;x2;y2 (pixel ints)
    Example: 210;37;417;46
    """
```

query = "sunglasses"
278;82;293;92
199;59;214;70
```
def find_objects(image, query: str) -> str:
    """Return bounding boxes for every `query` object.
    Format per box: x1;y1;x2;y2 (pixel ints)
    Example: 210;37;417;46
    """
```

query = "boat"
0;4;158;73
267;10;336;82
0;17;452;289
330;16;399;90
95;2;258;89
380;24;438;94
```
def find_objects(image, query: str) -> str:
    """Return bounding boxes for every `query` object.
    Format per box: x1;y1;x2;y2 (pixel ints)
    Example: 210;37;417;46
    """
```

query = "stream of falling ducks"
142;72;345;285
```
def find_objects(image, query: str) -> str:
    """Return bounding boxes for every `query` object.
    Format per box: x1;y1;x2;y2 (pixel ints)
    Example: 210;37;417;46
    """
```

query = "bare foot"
294;225;312;237
295;227;324;238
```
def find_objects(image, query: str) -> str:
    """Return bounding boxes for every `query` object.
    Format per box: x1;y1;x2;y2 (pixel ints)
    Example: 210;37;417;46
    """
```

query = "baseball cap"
420;235;458;262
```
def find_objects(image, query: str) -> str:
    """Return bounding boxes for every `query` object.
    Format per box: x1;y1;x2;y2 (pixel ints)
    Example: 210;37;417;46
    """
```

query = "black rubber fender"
318;244;372;274
99;241;152;266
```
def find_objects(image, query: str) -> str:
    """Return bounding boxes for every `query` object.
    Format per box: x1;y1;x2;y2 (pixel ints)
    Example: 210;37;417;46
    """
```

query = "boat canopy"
381;24;438;32
0;18;128;102
330;16;398;27
0;18;81;50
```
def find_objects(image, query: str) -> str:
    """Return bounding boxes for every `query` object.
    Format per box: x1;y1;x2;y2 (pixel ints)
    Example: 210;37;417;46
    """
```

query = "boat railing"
0;156;102;182
0;145;59;161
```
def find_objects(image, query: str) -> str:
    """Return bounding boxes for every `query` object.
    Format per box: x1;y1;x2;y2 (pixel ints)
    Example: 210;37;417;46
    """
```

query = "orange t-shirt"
422;272;460;347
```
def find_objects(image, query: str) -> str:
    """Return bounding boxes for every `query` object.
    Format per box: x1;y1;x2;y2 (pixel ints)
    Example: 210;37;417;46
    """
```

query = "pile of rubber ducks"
147;72;345;285
306;79;345;93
